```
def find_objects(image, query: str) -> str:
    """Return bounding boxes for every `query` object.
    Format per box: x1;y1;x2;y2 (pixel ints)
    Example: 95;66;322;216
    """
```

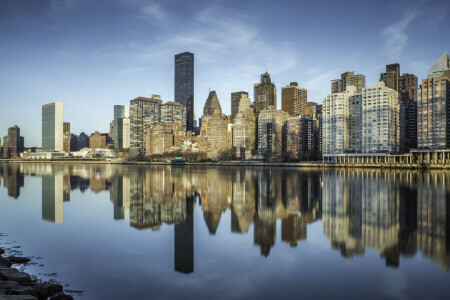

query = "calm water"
0;163;449;299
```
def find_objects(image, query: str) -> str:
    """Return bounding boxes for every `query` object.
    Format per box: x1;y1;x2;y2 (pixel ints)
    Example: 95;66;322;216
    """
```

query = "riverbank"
0;245;72;300
2;158;450;169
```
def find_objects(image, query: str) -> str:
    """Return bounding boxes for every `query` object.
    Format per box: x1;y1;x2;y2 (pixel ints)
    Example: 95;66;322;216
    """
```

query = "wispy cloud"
140;1;169;23
382;9;420;60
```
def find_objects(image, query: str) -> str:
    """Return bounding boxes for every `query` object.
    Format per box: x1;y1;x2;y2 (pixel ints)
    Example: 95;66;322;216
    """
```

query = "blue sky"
0;0;449;147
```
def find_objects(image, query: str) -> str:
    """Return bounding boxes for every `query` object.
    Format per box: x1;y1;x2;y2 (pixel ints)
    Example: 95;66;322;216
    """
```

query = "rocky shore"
0;247;73;300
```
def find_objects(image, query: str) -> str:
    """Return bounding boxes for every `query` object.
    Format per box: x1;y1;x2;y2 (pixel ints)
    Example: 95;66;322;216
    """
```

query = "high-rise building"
331;71;366;93
231;91;248;122
42;102;63;152
427;52;450;78
1;136;8;159
203;91;222;117
175;52;194;132
417;76;450;149
304;102;323;156
7;126;22;158
254;72;276;114
201;109;229;160
380;63;400;92
284;115;314;160
281;82;307;116
160;101;187;131
399;73;418;153
232;94;256;159
114;105;130;150
89;131;107;149
77;132;89;150
63;122;71;152
361;82;400;153
130;96;162;157
257;106;289;157
323;86;359;155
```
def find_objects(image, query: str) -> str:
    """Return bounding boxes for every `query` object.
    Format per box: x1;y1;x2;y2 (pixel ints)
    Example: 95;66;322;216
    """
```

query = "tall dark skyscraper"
174;52;194;132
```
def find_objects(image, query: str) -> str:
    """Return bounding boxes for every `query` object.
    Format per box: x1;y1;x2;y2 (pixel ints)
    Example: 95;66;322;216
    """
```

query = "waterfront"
0;163;449;299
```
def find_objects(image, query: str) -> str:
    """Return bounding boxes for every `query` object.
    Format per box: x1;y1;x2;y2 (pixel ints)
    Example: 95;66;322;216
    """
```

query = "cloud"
140;2;169;23
382;9;419;60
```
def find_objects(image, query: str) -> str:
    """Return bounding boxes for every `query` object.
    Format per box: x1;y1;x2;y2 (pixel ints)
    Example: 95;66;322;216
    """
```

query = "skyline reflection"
0;163;449;273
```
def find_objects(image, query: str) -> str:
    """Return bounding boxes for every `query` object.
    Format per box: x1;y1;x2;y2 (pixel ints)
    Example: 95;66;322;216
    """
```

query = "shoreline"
1;159;450;169
0;243;73;300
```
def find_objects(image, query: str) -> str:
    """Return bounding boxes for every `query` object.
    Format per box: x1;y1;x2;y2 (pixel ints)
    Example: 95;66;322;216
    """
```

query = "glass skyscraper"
174;52;194;132
42;102;63;152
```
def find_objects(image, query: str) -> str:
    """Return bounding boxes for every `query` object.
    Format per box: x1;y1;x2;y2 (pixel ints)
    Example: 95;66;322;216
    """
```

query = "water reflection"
0;163;449;273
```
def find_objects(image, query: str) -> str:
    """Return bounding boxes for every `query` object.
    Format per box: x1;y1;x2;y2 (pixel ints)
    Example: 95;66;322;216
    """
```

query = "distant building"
63;122;71;152
203;91;222;117
281;82;307;116
323;86;359;155
380;63;400;92
399;73;418;153
254;72;276;114
231;91;248;122
89;131;107;149
114;105;130;149
145;122;185;155
175;52;194;131
304;102;323;156
6;126;23;158
160;101;187;131
331;71;366;93
361;82;400;153
201;109;229;160
42;102;63;152
69;134;78;151
232;93;256;159
417;75;450;149
130;96;162;157
427;52;450;78
284;115;314;160
257;106;289;157
77;132;89;150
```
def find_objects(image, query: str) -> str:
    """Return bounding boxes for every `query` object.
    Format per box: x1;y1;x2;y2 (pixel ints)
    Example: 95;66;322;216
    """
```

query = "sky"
0;0;449;147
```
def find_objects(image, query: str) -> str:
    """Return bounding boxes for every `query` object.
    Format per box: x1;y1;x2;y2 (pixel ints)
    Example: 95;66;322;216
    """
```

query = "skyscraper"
129;96;161;157
257;106;289;157
331;71;366;93
232;94;256;159
42;102;63;152
231;91;248;121
114;105;130;149
417;76;450;149
281;82;307;116
175;52;194;132
203;91;222;117
427;52;450;78
254;72;276;114
7;126;23;158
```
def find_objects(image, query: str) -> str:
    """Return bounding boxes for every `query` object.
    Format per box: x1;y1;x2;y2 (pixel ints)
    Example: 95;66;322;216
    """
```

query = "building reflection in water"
1;163;449;273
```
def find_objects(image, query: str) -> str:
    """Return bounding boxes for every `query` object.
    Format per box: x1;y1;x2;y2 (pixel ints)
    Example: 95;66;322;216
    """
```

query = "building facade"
361;82;400;153
380;63;400;92
114;105;130;149
201;109;229;160
417;76;450;149
42;102;63;152
89;131;107;149
323;86;358;155
427;52;450;78
281;82;307;116
284;115;314;160
130;96;162;157
257;106;289;157
174;52;194;132
231;91;248;122
203;91;222;117
160;102;187;131
331;71;366;93
232;94;256;159
254;72;276;114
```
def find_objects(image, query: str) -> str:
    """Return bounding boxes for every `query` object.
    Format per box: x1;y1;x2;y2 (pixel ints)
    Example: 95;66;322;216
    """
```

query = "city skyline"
1;0;449;147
